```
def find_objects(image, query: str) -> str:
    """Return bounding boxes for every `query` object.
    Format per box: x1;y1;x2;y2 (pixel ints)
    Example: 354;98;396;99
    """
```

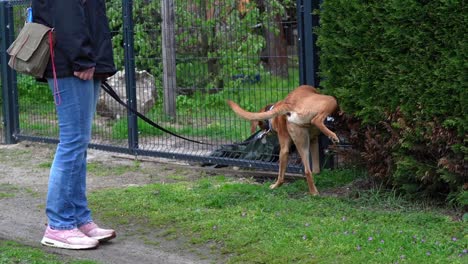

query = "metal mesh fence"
126;1;300;159
1;0;337;173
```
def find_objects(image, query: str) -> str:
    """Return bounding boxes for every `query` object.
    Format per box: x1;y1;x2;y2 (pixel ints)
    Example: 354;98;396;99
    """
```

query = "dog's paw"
330;136;340;144
269;182;283;189
308;187;320;196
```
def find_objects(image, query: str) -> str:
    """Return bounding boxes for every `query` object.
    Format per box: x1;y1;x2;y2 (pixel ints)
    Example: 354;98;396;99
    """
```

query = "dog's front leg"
270;132;291;190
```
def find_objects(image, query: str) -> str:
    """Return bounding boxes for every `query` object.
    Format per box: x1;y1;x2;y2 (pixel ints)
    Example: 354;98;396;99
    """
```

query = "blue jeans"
46;77;101;230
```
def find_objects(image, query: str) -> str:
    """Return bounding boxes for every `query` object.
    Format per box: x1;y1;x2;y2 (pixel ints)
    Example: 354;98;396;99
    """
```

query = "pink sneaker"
41;226;99;249
79;222;116;242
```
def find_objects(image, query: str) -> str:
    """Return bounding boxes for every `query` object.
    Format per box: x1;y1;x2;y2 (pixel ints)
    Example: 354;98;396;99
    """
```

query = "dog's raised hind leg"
311;114;339;144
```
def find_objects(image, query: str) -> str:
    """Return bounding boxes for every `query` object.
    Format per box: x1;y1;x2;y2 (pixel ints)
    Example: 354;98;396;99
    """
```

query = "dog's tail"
227;100;287;121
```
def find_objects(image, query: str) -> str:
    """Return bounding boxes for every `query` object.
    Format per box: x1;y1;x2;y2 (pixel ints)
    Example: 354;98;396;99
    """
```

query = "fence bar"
0;1;19;144
15;134;305;174
122;0;139;150
297;0;318;87
297;0;334;169
161;0;177;118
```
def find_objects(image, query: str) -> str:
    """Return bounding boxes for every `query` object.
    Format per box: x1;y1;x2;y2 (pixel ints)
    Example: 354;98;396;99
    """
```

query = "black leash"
101;81;210;145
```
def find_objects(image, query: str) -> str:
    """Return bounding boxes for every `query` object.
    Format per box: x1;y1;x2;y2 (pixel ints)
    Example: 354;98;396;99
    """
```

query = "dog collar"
265;104;275;134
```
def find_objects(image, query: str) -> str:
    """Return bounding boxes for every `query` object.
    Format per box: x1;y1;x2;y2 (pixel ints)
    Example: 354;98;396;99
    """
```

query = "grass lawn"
88;169;467;264
1;168;466;263
0;240;97;264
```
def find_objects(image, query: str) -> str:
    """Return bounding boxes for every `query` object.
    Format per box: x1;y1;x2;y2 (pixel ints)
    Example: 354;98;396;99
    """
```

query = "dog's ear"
250;104;271;133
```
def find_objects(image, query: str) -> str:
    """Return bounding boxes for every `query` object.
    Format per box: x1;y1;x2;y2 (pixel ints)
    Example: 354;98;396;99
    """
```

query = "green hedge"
317;0;466;205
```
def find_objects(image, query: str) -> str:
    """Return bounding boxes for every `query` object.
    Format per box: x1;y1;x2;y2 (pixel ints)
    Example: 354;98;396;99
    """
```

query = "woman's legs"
45;77;101;230
75;79;101;227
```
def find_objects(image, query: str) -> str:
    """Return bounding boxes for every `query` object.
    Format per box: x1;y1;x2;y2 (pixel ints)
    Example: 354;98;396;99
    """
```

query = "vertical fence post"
297;0;334;169
122;0;139;150
161;0;176;118
0;1;19;144
297;0;318;87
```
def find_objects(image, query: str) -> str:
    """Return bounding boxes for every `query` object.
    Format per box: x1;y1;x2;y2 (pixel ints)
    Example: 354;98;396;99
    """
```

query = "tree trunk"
201;0;223;89
258;0;289;78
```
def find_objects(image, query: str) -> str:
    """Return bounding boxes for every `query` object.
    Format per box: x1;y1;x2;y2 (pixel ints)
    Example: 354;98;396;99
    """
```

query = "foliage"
105;0;294;89
17;75;52;106
317;0;467;205
107;0;162;75
175;0;260;89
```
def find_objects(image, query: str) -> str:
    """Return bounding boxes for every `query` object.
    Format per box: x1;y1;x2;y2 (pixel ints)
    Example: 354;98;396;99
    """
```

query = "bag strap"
48;30;61;105
101;81;211;145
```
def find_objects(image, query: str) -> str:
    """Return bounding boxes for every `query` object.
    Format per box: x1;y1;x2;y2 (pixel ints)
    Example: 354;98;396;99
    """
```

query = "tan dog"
227;85;339;195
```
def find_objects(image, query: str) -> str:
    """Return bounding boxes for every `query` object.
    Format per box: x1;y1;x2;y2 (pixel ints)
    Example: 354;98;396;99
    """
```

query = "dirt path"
0;141;237;264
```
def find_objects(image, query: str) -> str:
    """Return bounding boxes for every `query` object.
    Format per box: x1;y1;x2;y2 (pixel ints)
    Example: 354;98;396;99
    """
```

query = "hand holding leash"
74;67;95;80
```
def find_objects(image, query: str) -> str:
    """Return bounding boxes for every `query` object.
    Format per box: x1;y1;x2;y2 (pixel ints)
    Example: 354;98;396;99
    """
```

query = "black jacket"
32;0;116;79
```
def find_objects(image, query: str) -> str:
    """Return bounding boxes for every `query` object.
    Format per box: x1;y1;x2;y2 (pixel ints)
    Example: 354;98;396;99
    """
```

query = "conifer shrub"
317;0;466;206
